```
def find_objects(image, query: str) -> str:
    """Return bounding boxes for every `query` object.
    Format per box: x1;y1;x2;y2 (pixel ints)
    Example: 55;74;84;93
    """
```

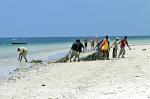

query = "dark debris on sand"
55;55;69;63
142;48;147;51
30;59;43;64
80;52;101;61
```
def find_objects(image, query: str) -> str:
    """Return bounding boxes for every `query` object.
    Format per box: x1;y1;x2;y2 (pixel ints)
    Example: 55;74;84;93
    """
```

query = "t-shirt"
71;43;78;51
120;39;128;48
77;42;84;52
100;39;109;50
113;41;118;49
19;47;27;54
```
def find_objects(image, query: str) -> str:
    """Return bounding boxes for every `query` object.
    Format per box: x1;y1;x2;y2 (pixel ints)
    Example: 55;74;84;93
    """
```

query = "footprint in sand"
135;66;141;69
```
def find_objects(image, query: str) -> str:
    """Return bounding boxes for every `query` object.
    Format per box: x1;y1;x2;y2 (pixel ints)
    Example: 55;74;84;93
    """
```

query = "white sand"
0;45;150;99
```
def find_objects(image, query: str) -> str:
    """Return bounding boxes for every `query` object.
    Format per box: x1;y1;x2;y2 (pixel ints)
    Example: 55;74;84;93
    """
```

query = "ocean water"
0;36;150;77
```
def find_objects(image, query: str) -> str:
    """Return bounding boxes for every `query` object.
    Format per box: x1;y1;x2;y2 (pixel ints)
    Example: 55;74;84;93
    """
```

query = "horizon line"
0;35;150;38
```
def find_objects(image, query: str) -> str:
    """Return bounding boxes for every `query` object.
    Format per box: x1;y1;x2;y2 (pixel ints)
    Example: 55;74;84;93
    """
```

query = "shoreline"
0;47;70;78
1;44;149;80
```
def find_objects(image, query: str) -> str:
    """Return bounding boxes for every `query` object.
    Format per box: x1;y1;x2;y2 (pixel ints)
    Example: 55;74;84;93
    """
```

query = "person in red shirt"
118;36;131;58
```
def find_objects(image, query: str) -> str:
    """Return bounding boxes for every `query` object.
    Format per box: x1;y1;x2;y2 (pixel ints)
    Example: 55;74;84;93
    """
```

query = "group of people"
17;36;131;63
98;35;131;60
69;36;131;62
83;36;99;51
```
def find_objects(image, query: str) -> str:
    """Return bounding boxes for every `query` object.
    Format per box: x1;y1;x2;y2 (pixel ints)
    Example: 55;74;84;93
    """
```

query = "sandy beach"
0;45;150;99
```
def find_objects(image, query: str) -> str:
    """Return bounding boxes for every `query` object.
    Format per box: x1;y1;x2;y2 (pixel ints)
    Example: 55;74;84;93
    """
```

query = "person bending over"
17;47;28;62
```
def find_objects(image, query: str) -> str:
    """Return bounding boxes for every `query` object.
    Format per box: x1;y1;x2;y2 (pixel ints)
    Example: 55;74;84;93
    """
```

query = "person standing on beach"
90;37;95;51
95;39;102;54
83;37;87;52
99;35;110;60
94;39;103;59
69;40;80;62
96;36;99;45
73;39;84;62
111;37;119;58
118;36;131;58
17;47;28;62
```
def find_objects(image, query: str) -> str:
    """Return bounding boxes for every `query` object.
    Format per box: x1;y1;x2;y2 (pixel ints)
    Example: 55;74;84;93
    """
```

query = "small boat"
11;42;27;44
11;38;27;44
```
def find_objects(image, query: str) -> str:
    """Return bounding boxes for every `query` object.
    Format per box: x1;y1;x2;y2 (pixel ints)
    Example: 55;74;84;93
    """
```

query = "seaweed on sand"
55;55;69;63
80;52;101;61
55;52;101;63
30;59;43;64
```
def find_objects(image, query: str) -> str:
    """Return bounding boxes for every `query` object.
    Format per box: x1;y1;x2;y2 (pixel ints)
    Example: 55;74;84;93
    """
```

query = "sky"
0;0;150;37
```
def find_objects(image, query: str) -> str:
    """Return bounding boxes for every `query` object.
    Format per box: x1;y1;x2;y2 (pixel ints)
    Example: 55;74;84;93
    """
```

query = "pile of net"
55;52;101;63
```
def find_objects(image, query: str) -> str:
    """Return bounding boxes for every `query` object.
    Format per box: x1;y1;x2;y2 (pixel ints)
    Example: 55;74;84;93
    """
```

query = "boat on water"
11;38;27;44
11;42;27;44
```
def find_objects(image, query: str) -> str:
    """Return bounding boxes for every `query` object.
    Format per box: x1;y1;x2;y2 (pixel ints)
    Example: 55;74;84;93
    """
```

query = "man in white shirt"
17;47;28;62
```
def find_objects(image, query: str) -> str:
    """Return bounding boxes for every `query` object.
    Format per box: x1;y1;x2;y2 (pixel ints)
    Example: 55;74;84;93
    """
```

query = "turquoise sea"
0;36;150;78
